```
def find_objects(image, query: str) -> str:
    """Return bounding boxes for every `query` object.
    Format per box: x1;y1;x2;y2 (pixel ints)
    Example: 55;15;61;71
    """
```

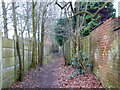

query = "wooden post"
0;32;3;89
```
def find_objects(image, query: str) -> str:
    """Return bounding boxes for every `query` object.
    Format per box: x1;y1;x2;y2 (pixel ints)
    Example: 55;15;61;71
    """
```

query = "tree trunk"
31;1;36;68
21;33;24;74
62;44;67;66
37;4;41;64
76;2;80;54
26;2;30;70
39;6;47;66
38;17;41;64
12;2;23;81
40;18;45;66
2;1;8;38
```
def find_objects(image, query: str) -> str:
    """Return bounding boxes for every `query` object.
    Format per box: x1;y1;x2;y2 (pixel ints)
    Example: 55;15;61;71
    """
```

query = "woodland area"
0;0;119;89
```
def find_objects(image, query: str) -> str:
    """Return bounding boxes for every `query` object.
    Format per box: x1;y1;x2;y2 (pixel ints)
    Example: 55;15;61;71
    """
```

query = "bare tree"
30;1;37;68
40;3;47;66
35;3;41;64
2;0;8;38
12;2;23;81
39;1;54;66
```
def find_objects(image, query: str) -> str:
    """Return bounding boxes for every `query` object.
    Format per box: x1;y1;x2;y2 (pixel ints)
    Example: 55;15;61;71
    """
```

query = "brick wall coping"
90;16;120;32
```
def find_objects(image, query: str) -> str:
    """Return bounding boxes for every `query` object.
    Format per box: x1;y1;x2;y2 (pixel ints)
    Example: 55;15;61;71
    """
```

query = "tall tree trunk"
21;33;24;74
2;1;8;38
31;1;36;68
26;2;30;70
37;3;41;65
38;24;40;63
12;2;23;81
40;18;45;66
37;17;41;64
76;2;80;54
34;6;37;63
39;6;47;66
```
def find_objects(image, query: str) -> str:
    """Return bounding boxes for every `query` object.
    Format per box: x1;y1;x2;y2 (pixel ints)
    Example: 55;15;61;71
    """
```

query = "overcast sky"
0;0;119;16
0;0;119;38
114;0;120;16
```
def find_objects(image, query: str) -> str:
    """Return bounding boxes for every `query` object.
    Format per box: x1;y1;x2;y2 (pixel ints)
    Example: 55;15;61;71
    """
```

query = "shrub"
71;50;93;74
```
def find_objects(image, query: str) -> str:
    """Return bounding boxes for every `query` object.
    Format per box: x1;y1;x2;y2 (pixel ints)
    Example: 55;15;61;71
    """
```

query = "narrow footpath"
10;53;62;88
10;53;103;88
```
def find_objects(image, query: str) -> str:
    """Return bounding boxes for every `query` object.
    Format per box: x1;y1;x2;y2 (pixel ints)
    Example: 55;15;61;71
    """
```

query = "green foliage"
55;35;66;46
54;19;69;46
71;50;93;75
72;2;116;36
78;50;92;69
81;18;99;36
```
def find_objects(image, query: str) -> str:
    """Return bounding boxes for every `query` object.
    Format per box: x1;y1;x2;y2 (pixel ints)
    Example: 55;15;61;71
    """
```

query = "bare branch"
69;2;74;14
93;2;110;18
55;1;70;9
70;2;110;18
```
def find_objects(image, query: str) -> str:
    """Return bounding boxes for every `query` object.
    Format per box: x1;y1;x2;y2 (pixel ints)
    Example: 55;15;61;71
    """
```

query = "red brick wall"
90;17;120;88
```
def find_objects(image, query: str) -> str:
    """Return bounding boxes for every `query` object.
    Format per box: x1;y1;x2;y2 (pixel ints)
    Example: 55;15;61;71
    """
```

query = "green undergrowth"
68;50;93;79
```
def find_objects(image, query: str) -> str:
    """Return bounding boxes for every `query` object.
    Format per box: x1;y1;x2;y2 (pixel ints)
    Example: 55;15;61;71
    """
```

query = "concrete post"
0;32;2;89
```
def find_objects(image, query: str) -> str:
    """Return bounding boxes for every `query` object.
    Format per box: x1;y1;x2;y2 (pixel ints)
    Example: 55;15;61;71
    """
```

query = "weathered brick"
90;17;120;88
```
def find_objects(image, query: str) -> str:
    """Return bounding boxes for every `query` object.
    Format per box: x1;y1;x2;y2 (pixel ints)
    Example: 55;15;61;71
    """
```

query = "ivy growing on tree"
72;2;116;36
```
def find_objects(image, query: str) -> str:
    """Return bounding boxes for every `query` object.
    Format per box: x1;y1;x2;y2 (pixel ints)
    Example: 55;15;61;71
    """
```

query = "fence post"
0;32;3;89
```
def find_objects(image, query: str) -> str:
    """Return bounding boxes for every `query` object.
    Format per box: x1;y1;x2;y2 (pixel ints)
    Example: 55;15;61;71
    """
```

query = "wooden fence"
0;33;34;89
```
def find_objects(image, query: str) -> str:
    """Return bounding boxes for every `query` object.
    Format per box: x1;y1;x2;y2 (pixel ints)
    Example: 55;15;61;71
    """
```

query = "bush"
71;50;93;74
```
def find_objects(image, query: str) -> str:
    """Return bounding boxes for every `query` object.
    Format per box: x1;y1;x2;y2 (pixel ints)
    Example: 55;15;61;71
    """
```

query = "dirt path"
10;53;63;88
10;53;103;88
